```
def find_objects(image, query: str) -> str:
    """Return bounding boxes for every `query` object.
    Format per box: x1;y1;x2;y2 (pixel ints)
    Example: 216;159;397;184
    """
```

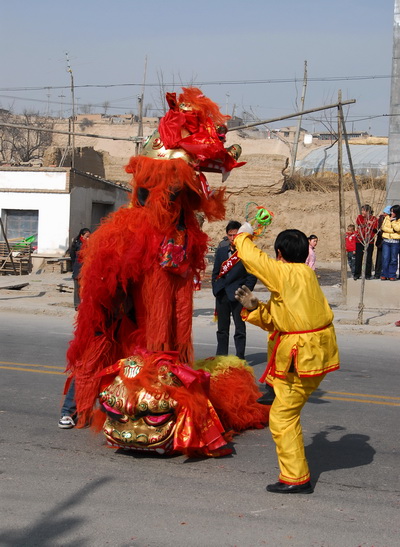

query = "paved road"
1;311;400;547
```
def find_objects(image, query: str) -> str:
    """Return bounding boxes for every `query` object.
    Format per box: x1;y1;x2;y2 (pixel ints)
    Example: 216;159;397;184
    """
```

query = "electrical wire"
0;74;391;93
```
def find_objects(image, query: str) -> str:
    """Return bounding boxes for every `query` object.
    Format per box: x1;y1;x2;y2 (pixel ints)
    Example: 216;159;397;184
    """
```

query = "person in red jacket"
353;205;378;280
345;224;356;275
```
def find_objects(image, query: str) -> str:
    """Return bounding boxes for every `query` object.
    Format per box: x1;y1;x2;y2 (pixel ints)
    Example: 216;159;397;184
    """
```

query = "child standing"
305;234;318;270
345;224;357;275
234;225;339;494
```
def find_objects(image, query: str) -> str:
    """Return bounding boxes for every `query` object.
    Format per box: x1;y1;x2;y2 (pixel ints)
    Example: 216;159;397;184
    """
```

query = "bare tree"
152;70;200;118
349;193;385;325
102;101;110;115
79;118;94;131
81;104;93;115
0;110;53;164
155;69;169;116
0;109;14;162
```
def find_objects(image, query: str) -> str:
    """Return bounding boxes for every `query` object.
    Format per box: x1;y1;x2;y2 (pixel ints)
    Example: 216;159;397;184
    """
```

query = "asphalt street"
1;310;400;547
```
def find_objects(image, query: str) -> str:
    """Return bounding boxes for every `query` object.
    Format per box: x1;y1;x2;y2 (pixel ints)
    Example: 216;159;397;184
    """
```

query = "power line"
0;93;140;113
0;74;391;93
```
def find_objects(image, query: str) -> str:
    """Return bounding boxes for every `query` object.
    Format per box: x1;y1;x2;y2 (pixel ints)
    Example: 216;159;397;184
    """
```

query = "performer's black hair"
274;229;309;263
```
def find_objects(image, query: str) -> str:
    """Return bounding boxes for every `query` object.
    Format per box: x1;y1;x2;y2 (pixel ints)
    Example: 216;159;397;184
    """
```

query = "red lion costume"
66;88;269;452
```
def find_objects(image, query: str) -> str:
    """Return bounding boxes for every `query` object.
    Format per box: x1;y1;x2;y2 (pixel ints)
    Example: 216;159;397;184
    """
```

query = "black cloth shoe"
257;384;276;405
266;481;314;494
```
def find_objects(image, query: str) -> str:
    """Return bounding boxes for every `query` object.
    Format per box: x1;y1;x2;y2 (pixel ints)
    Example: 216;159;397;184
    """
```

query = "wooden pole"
136;56;148;156
0;121;141;143
338;104;362;213
337;90;347;304
66;54;75;170
227;99;356;132
0;218;18;275
290;60;308;177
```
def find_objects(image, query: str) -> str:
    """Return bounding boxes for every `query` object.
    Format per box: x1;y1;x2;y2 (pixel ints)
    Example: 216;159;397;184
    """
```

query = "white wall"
0;171;67;191
0;170;130;255
0;192;70;255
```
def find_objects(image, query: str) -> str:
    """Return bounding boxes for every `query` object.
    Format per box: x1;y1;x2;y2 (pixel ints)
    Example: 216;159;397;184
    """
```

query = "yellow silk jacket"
235;233;339;379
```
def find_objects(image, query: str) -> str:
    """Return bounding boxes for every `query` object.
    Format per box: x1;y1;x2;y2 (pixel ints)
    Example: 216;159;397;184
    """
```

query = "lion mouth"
143;412;174;427
102;401;174;427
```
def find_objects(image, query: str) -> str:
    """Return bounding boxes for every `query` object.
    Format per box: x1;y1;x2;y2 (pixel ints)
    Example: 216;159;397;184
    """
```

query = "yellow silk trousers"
269;372;325;485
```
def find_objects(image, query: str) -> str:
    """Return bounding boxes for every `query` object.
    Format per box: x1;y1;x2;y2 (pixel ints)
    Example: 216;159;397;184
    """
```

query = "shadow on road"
193;307;214;317
0;477;112;547
306;426;376;485
0;291;46;301
308;388;331;405
244;352;266;367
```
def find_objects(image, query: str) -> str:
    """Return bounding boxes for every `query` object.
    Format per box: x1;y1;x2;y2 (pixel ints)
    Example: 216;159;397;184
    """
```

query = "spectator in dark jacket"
58;227;90;430
70;228;91;310
212;221;257;359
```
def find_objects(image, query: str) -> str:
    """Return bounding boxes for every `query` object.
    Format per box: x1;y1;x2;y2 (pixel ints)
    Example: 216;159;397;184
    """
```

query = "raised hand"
235;285;259;310
237;222;254;235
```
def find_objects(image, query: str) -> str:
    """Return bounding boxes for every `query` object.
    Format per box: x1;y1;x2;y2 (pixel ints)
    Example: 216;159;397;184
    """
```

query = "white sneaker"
58;415;75;429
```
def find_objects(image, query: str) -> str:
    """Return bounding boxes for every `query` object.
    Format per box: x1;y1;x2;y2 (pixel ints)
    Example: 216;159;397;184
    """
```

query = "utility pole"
337;90;347;304
225;92;230;116
290;61;308;177
387;0;400;205
136;56;147;156
45;87;51;116
58;93;65;119
66;53;75;169
338;102;362;213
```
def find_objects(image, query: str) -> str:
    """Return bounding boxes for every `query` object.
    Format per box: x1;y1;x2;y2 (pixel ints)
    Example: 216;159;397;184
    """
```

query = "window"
1;209;38;245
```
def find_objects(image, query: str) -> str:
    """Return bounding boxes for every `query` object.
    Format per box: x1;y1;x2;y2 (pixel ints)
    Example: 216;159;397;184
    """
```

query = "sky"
0;0;395;136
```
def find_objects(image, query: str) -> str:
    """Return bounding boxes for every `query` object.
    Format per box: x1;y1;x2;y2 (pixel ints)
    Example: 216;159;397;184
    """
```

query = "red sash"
259;323;332;383
216;250;240;279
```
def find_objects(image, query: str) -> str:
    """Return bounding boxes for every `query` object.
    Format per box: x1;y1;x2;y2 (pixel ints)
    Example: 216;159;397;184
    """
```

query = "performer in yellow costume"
234;224;339;494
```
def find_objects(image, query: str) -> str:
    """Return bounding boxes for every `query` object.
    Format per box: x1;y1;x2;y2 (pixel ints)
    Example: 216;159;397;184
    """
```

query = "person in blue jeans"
380;204;400;281
70;228;91;310
58;379;77;429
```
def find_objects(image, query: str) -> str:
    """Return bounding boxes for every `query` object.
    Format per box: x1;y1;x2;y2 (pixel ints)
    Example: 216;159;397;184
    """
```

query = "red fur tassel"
208;367;270;431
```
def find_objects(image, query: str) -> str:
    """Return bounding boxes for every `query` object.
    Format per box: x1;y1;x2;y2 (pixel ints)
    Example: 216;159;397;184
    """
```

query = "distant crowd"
345;204;400;281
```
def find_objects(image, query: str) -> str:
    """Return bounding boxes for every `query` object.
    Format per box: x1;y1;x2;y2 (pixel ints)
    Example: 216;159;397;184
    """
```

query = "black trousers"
216;291;246;359
73;279;81;309
354;241;374;278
